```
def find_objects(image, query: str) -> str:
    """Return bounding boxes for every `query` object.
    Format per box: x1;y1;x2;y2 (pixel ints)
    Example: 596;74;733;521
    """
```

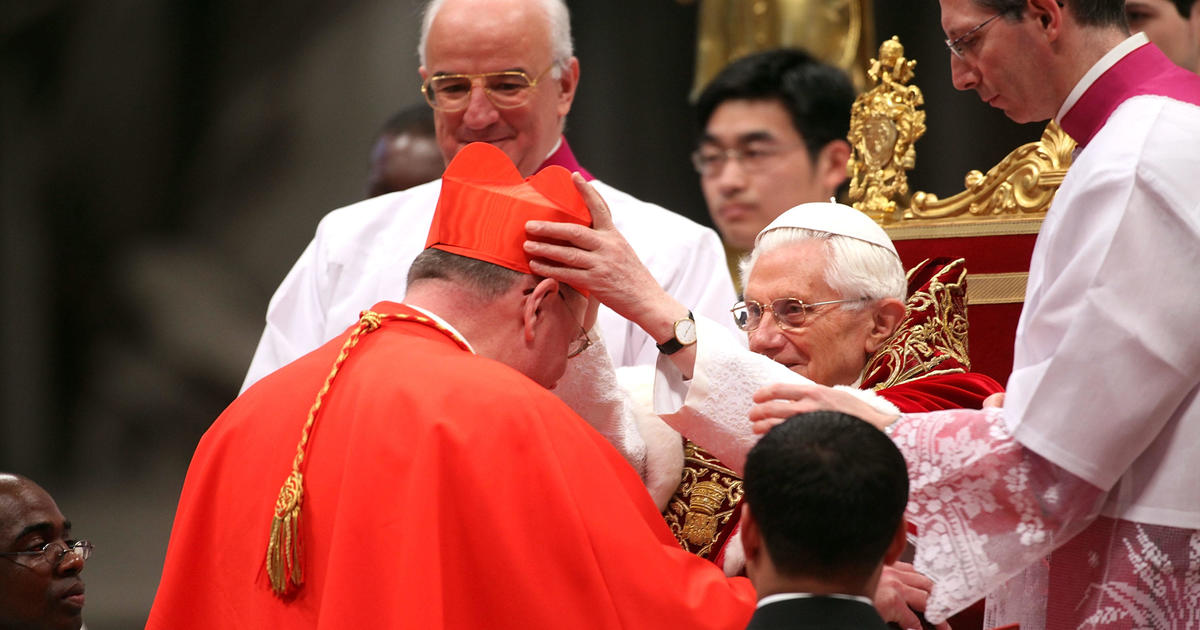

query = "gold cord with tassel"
265;309;470;597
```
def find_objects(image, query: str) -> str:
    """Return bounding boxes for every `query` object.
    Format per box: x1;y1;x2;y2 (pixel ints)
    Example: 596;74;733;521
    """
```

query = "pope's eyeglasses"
731;297;869;332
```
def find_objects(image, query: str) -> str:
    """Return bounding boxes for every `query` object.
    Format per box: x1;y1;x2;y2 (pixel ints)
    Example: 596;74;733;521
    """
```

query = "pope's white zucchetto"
754;202;900;260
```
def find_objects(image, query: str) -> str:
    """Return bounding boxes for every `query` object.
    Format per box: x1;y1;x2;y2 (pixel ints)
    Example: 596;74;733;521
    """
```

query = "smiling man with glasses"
241;0;739;393
0;473;89;630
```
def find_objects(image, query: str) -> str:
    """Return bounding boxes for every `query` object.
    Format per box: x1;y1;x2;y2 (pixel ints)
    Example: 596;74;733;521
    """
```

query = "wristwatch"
656;311;697;355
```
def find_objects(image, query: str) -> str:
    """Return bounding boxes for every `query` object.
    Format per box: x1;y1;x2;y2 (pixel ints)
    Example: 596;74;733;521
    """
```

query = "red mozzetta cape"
148;302;755;629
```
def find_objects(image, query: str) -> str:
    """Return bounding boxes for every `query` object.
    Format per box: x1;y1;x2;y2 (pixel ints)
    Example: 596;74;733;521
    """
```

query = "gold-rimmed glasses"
421;62;559;112
731;297;869;332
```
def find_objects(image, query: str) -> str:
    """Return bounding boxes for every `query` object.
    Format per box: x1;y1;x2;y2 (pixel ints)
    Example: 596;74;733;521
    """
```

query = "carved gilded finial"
848;36;926;223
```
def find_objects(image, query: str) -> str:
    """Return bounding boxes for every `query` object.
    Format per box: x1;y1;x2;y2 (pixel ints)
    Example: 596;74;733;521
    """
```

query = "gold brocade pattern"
861;258;971;391
664;439;744;560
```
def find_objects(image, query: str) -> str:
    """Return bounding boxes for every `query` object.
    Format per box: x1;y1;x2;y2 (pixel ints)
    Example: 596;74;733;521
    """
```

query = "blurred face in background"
698;99;845;251
1126;0;1200;73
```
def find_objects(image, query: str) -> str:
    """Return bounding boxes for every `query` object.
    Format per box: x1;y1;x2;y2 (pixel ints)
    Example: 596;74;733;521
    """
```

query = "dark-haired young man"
740;412;908;630
692;49;854;286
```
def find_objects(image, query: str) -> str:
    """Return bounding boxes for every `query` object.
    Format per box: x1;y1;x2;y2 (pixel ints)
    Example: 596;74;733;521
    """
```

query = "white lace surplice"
892;407;1200;628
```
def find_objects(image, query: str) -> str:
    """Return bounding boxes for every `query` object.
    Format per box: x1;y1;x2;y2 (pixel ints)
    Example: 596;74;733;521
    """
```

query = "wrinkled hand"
524;174;671;322
749;382;899;434
983;392;1005;408
874;562;950;629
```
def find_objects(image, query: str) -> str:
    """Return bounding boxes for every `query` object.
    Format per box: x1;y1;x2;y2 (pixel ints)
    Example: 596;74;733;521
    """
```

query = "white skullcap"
755;202;899;259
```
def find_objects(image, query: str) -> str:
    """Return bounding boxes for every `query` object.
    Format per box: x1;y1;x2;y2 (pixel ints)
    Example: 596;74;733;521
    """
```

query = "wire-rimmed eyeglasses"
731;297;869;332
559;291;593;358
0;540;93;568
421;62;560;112
944;12;1007;60
690;143;805;178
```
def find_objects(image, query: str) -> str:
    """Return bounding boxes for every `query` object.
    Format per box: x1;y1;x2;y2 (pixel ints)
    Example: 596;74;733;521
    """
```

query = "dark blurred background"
0;1;1042;626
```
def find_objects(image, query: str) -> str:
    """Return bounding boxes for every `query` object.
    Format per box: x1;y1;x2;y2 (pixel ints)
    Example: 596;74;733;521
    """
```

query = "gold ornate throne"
849;36;1075;384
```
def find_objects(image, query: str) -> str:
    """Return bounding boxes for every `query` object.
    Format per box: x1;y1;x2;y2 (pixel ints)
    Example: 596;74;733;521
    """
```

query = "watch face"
675;317;697;345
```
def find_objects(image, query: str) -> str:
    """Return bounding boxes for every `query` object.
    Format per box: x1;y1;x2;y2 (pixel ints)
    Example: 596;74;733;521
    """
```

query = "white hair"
739;228;907;306
418;0;574;78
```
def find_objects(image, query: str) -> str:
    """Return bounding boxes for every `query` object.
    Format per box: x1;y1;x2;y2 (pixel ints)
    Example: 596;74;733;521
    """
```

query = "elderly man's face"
743;241;883;387
0;476;86;630
1127;0;1200;73
940;0;1060;123
421;0;578;177
699;99;841;251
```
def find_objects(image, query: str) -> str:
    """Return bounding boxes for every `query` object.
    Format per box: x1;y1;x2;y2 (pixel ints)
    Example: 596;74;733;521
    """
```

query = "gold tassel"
263;310;387;598
267;471;305;595
261;309;468;598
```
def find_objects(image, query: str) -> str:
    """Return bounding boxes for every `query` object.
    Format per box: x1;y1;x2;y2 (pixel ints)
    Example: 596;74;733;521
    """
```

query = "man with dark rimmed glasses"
0;473;91;630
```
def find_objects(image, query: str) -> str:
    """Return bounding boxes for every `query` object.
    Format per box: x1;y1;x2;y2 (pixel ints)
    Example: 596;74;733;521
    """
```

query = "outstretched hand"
524;173;677;324
874;562;950;630
748;382;900;434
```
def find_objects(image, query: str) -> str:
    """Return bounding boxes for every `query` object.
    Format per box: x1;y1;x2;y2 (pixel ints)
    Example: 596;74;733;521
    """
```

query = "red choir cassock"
147;142;756;629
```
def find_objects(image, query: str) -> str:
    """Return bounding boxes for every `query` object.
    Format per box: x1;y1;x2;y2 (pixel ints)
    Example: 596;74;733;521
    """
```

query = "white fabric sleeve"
892;406;1107;623
241;235;337;392
622;220;741;367
652;315;898;475
551;329;648;479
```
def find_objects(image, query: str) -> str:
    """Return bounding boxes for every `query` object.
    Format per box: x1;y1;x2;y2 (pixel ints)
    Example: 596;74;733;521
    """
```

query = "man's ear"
1027;0;1063;38
522;277;559;343
740;503;763;568
864;297;907;355
883;518;909;566
815;139;852;198
555;57;581;118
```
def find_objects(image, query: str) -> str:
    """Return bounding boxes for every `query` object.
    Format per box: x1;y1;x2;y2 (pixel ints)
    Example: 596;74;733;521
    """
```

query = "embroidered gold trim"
663;440;743;560
862;258;971;390
966;272;1028;305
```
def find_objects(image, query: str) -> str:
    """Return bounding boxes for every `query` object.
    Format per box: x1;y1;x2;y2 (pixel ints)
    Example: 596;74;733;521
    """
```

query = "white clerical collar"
1055;32;1149;123
405;304;476;353
756;592;873;609
543;137;563;163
